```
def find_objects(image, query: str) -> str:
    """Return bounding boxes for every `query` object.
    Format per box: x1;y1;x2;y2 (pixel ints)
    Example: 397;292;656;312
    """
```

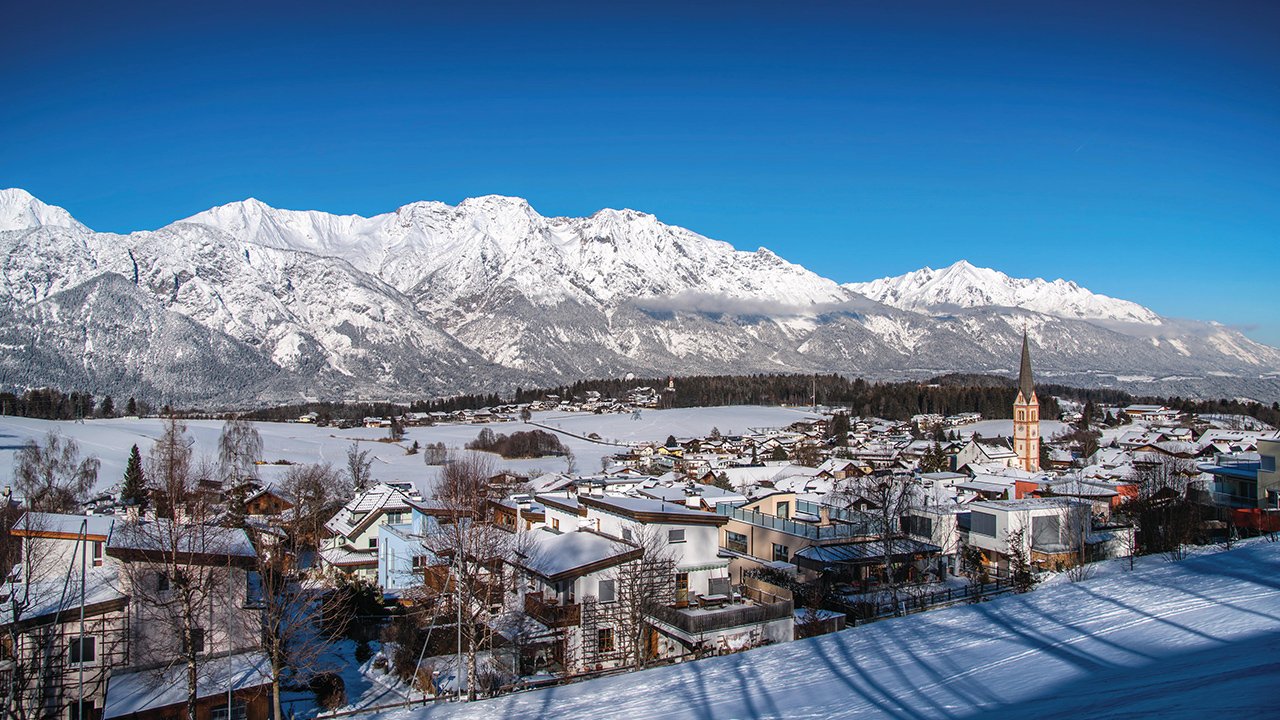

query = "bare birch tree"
12;431;99;512
115;416;253;720
421;454;511;700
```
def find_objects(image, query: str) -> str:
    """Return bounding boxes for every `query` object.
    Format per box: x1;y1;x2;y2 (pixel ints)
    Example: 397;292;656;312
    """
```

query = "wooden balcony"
524;592;581;629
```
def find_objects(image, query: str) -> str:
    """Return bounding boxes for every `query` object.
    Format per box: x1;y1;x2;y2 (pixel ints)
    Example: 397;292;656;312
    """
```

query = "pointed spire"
1018;331;1035;401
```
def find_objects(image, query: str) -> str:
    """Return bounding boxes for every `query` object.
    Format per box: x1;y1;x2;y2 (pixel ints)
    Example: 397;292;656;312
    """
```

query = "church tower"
1013;332;1040;472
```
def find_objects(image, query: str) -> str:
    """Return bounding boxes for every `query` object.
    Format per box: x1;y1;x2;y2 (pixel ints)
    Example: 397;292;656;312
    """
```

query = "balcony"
648;577;793;637
524;592;581;629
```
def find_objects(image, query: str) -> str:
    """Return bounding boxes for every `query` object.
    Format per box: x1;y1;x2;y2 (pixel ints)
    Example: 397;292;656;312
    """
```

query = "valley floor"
363;539;1280;720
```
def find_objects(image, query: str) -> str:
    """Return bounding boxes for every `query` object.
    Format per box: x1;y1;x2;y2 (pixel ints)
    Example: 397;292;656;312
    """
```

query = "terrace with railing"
716;503;882;542
648;576;793;636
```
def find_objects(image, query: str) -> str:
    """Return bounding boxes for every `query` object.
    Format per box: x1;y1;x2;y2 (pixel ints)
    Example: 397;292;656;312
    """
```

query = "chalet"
319;483;413;582
952;438;1018;472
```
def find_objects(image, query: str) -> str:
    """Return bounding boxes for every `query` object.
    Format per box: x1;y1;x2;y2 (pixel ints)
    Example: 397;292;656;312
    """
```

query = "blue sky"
3;1;1278;344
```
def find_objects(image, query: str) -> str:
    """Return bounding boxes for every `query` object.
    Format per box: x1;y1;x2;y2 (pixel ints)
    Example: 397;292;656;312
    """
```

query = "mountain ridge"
3;188;1278;405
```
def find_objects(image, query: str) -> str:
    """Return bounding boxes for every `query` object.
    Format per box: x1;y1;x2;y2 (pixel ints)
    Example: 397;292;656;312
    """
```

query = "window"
667;528;685;544
597;578;616;603
368;537;378;549
903;515;933;538
675;571;689;604
156;571;170;592
67;700;96;720
621;527;633;542
1031;515;1061;549
597;627;614;653
776;501;790;520
772;543;789;563
92;541;103;567
1263;455;1277;473
970;512;998;538
551;518;560;531
184;628;205;655
69;636;95;664
725;531;748;554
211;701;247;720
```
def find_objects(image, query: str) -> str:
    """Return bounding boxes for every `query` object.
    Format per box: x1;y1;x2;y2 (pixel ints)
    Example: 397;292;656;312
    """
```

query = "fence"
826;577;1014;625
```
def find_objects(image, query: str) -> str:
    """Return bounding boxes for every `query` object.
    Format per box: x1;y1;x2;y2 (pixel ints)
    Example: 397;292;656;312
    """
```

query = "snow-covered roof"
516;529;640;582
103;650;271;718
107;518;257;563
0;566;125;625
10;511;115;538
324;483;412;538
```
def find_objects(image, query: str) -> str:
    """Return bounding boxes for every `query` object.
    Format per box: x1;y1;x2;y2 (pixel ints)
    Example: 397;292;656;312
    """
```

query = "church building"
1013;333;1040;472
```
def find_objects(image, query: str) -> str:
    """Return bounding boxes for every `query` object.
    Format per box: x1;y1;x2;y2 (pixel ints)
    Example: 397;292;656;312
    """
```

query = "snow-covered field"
0;406;821;496
361;539;1280;720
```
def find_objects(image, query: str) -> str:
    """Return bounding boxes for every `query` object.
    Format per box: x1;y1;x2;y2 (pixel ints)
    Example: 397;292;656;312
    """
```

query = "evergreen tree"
98;395;115;418
121;444;147;509
125;397;138;416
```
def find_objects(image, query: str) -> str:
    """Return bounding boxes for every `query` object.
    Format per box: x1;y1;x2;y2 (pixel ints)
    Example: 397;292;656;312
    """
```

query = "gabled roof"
107;518;257;566
515;528;641;582
0;566;126;627
324;483;412;539
579;494;728;526
104;650;270;719
10;511;115;540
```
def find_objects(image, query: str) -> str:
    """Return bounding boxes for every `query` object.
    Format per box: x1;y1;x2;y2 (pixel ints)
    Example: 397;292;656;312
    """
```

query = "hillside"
367;540;1280;720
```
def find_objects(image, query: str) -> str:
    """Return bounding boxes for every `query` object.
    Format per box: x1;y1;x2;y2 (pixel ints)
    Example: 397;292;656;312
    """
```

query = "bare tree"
1;511;53;720
603;527;674;670
217;418;263;486
1123;455;1200;561
563;448;578;476
836;472;918;607
1063;502;1096;582
421;454;511;700
12;431;99;512
346;443;373;491
120;416;255;720
250;527;348;719
278;463;346;553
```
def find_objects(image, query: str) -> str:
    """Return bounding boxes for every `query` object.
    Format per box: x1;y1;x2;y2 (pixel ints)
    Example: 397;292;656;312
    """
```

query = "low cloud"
630;291;888;318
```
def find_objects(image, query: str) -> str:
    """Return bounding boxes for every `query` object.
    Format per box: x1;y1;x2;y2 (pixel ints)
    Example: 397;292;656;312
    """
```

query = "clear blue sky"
3;1;1278;344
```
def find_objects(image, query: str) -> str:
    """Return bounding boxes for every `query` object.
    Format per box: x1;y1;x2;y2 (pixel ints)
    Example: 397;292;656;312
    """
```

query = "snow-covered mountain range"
3;188;1278;405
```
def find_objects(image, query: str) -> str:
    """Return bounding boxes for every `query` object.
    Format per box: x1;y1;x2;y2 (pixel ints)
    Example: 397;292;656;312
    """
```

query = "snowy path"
362;540;1280;719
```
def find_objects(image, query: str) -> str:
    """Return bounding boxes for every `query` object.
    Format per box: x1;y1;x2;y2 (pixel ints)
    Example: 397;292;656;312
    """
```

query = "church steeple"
1017;331;1036;404
1013;332;1040;473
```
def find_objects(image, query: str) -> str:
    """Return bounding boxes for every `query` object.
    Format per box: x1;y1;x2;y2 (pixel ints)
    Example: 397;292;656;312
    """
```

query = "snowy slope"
363;540;1280;720
182;197;850;309
0;188;89;233
846;260;1160;323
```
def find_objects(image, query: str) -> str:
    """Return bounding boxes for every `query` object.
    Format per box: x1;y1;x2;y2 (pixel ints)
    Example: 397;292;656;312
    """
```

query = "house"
319;483;413;582
102;651;271;720
0;566;128;720
952;438;1019;472
716;492;933;586
510;491;792;672
377;497;465;595
6;511;115;572
962;498;1097;573
243;483;295;518
1199;438;1280;531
